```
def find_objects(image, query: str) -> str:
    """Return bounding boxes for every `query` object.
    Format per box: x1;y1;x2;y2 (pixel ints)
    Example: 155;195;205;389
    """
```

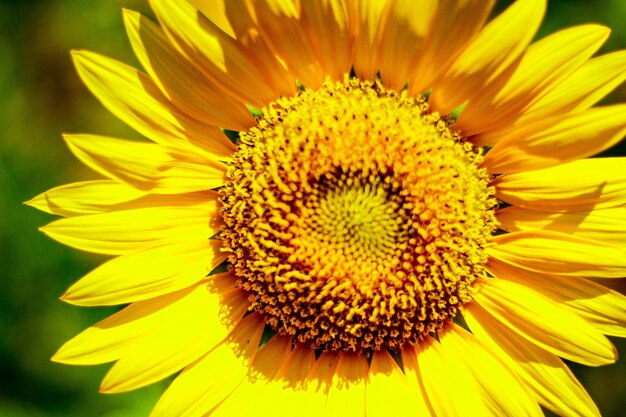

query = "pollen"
220;77;497;352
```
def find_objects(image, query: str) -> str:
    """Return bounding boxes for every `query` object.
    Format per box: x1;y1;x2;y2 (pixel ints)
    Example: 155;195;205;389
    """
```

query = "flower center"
220;78;497;352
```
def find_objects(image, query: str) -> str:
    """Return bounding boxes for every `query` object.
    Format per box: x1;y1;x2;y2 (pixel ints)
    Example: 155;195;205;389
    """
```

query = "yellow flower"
28;0;626;415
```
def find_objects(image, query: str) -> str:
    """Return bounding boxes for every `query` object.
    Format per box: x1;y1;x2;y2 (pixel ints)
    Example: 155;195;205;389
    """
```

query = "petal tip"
39;224;61;240
58;290;91;307
59;291;72;302
99;380;116;394
51;348;73;364
70;49;87;62
100;371;135;394
59;292;103;307
121;8;141;27
610;342;619;362
62;133;82;146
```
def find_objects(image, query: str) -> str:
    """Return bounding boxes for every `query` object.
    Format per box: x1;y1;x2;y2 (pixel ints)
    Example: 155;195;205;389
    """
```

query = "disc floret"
221;78;497;352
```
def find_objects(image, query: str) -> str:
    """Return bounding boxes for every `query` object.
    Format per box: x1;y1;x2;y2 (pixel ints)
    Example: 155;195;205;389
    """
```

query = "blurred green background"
1;0;626;416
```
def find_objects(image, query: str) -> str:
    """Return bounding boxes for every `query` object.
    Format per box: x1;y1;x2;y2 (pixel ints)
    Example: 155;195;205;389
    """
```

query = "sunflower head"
30;0;626;416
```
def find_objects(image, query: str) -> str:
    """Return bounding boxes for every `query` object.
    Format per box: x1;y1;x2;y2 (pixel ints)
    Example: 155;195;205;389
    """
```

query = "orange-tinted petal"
408;0;495;95
150;0;291;108
299;0;356;82
352;0;391;80
377;0;437;91
123;9;254;130
72;50;234;159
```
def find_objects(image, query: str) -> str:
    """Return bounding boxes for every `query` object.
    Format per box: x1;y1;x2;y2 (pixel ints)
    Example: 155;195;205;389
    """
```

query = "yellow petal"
72;50;234;159
367;349;432;417
444;325;543;417
26;180;145;216
62;240;227;306
488;258;626;337
100;287;248;393
377;0;437;91
478;51;626;146
483;105;626;173
352;0;391;80
400;346;436;416
473;276;617;366
149;313;265;417
417;335;490;416
149;0;292;108
271;344;325;417
488;230;626;278
123;9;254;130
429;0;546;114
305;352;341;415
497;205;626;245
53;277;234;365
219;0;298;99
248;0;326;89
458;24;610;139
209;334;293;417
27;180;216;217
408;0;495;95
522;50;626;122
298;0;355;82
465;303;601;417
495;158;626;211
324;352;368;417
41;200;220;255
64;134;225;194
187;0;235;38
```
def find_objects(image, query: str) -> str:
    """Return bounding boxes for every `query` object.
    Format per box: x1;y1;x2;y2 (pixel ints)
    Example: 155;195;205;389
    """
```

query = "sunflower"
28;0;626;415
